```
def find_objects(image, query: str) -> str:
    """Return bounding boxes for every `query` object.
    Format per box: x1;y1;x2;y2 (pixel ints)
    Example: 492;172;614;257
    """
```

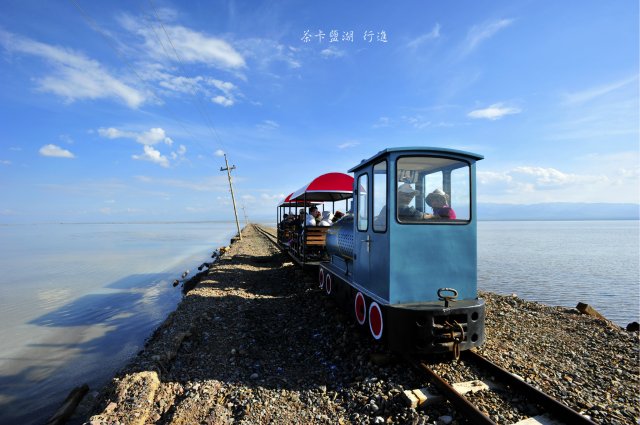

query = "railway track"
409;350;597;425
253;224;279;248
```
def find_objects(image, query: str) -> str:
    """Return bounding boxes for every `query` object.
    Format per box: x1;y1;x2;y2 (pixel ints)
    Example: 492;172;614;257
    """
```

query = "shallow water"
0;222;238;425
478;220;640;326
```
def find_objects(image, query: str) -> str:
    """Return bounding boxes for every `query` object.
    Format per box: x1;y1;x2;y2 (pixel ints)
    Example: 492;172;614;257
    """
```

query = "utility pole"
241;204;249;226
220;154;242;240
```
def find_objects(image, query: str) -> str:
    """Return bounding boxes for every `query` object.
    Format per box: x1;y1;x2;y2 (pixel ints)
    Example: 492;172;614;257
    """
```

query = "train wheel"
354;292;366;325
368;302;383;340
318;268;324;289
325;273;332;295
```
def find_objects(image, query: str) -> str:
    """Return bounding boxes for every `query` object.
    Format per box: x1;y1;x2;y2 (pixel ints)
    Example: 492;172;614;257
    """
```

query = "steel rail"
416;361;496;425
253;224;279;248
463;350;597;425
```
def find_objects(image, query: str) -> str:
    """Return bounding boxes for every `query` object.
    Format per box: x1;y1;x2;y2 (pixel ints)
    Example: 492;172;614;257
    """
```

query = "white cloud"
468;103;521;120
476;165;636;203
214;149;225;157
407;23;441;48
0;30;146;108
98;127;173;145
563;75;638;105
320;47;346;59
1;160;11;165
132;145;169;167
39;144;75;158
118;14;245;69
462;19;513;56
212;95;233;107
9;147;22;151
137;128;173;146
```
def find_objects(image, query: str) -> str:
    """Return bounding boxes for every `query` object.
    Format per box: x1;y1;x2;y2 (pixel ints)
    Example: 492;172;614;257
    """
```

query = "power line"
146;0;226;149
67;0;220;160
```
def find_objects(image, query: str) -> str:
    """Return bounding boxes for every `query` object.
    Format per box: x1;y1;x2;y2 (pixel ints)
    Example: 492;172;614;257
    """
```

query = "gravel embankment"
79;224;639;425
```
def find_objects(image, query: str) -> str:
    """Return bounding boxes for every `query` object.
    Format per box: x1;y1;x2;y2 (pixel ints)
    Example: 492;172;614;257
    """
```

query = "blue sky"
0;0;638;223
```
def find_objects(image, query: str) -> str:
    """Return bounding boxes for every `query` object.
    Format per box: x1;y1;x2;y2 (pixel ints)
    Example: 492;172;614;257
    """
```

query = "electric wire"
67;0;221;160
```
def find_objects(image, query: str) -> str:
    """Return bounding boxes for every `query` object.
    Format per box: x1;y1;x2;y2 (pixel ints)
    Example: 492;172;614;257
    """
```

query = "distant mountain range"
478;203;639;221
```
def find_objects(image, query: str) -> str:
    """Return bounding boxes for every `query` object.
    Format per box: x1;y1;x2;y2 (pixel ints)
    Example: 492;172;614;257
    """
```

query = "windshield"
395;156;471;224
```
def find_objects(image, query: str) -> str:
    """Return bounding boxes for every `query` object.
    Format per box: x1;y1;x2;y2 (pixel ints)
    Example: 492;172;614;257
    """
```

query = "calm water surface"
0;222;237;425
478;220;639;326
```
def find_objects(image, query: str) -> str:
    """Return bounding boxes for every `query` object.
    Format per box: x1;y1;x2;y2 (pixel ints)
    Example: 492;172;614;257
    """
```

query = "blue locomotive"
279;147;485;356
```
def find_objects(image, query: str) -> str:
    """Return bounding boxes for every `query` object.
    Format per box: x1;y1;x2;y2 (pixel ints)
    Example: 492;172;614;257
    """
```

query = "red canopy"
291;172;354;202
277;192;322;207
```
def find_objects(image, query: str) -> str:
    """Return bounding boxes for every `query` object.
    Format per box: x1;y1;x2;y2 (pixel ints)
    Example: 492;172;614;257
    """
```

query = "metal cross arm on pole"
220;154;242;241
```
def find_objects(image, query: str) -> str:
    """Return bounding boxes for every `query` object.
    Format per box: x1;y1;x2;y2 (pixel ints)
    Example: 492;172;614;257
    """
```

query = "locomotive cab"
322;147;485;355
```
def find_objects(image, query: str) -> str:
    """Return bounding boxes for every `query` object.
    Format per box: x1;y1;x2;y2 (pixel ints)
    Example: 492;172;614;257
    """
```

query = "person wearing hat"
374;183;433;224
318;211;334;226
426;189;457;219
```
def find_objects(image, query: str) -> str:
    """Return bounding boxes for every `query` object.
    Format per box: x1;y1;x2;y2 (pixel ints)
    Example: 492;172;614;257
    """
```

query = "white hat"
398;183;418;196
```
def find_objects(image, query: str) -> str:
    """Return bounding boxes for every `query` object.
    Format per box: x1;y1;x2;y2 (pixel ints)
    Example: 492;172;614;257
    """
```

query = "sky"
0;0;638;223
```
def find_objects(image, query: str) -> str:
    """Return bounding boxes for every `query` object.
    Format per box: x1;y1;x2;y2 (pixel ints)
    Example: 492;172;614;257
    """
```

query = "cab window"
357;174;368;231
396;156;471;223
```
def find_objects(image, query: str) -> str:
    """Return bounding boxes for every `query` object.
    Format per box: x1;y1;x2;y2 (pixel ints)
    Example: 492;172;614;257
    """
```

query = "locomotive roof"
348;147;484;173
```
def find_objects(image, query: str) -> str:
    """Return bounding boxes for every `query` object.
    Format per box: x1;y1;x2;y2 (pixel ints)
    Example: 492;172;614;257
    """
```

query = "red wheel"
319;268;324;288
325;273;332;295
354;292;366;325
369;302;383;340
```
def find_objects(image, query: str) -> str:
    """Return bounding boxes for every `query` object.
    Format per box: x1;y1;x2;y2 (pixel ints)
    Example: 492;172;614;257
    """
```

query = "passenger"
306;206;321;226
332;210;344;222
318;211;334;226
396;183;432;221
426;189;456;219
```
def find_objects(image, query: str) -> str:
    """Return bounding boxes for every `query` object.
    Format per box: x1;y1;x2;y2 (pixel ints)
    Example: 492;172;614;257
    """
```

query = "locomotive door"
354;162;389;301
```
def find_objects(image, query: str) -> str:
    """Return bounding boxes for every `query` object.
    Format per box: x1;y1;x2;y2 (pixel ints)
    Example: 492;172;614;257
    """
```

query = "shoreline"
74;224;638;425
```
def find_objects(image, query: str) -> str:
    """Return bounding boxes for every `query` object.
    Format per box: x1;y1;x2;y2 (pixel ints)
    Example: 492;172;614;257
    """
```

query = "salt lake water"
478;220;639;326
0;221;238;425
0;220;638;424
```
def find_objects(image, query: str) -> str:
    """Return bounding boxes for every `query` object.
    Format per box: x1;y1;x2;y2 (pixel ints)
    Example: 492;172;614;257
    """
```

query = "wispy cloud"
373;117;391;128
135;175;229;191
468;103;521;120
403;115;431;129
337;140;360;149
118;14;245;69
461;19;513;56
320;47;346;59
257;120;280;131
0;30;146;108
1;160;11;165
214;149;225;157
562;75;638;105
98;127;174;146
407;23;441;49
476;164;638;203
39;144;75;158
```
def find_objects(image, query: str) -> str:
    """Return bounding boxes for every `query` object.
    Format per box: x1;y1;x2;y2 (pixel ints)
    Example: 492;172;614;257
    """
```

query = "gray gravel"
77;224;639;425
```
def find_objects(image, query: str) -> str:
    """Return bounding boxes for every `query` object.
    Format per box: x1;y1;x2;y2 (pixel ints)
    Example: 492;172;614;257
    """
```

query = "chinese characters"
301;30;388;44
